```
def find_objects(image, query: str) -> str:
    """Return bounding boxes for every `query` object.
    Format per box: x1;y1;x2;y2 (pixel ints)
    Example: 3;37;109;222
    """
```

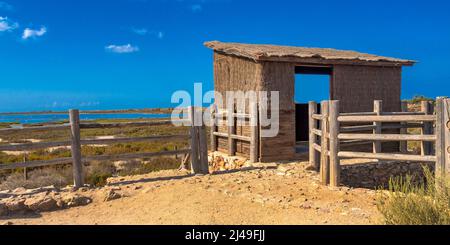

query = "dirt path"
3;161;383;225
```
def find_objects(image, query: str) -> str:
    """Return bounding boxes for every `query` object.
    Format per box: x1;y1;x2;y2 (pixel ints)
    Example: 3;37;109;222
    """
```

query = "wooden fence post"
400;101;408;153
198;123;210;174
69;109;84;188
250;101;259;163
23;154;28;181
435;97;450;179
329;100;340;187
320;101;330;185
373;100;382;154
189;106;201;174
210;104;218;152
309;101;320;170
228;105;236;156
421;101;433;156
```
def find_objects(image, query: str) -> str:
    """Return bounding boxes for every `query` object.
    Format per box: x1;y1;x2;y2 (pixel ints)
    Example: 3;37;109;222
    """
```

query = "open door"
294;66;332;143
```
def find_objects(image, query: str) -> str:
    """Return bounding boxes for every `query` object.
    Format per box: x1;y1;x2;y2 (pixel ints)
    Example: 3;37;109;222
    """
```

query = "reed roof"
204;41;415;66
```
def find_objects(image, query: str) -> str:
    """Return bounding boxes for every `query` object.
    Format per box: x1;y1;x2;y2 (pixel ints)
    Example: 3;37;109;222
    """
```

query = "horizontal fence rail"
0;107;209;188
309;98;450;187
210;102;259;163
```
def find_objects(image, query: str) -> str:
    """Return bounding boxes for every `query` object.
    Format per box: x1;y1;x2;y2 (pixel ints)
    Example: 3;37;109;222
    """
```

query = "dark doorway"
294;65;332;142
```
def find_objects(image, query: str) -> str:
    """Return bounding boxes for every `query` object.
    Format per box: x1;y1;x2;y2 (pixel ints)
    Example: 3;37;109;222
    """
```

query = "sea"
0;113;172;125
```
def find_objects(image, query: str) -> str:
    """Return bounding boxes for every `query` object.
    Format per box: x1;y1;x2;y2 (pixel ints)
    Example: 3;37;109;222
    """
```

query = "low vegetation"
0;118;189;190
377;167;450;225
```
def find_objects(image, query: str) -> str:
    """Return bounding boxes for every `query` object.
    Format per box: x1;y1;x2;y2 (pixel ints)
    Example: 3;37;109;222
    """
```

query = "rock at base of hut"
62;194;92;207
5;199;27;212
24;196;58;212
104;190;122;202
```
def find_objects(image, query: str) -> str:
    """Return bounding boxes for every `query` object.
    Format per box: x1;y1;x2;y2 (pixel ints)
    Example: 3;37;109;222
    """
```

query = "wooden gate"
309;97;450;187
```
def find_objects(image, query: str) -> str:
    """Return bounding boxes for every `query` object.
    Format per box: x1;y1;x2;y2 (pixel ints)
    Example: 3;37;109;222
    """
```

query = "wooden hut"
205;41;415;162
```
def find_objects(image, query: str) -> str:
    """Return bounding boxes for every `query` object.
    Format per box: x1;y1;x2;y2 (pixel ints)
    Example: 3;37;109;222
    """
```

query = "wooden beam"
435;98;446;178
198;124;210;174
189;106;200;174
250;102;259;163
338;115;436;123
320;101;330;185
338;133;436;142
228;105;236;156
329;100;340;187
69;109;84;188
0;157;73;170
309;101;319;170
338;151;436;162
421;101;434;156
373;100;382;154
210;104;218;152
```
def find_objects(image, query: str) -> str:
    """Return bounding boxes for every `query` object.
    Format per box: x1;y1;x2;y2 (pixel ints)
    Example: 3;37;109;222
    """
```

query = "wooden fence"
0;106;209;188
309;97;450;187
209;103;259;163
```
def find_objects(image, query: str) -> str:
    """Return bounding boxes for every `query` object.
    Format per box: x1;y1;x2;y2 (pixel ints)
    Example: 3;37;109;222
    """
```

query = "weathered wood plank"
338;115;436;123
69;109;84;188
338;151;436;162
421;101;433;156
400;101;408;153
312;114;323;120
373;100;382;153
210;104;218;151
444;99;450;175
329;100;340;187
228;106;236;156
435;98;446;178
198;124;209;174
0;141;72;151
250;102;259;163
309;101;319;170
81;135;190;145
338;133;436;141
0;157;73;170
313;143;322;152
320;101;330;185
189;107;200;174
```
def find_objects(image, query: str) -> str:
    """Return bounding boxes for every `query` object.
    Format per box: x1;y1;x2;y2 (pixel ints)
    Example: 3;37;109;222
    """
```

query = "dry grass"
377;167;450;225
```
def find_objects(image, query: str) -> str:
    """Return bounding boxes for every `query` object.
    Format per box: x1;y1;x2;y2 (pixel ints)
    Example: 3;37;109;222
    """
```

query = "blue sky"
0;0;449;112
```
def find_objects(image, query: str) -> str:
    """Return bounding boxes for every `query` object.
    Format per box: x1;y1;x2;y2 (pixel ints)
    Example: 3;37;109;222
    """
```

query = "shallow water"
0;113;171;124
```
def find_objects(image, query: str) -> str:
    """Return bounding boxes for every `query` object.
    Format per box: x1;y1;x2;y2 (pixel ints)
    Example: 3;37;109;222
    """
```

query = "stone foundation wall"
341;161;435;189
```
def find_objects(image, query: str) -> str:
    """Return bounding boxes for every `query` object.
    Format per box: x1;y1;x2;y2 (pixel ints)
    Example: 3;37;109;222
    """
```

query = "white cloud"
105;44;139;54
190;4;202;13
131;27;164;39
0;16;18;32
132;27;148;36
22;26;47;40
0;2;13;11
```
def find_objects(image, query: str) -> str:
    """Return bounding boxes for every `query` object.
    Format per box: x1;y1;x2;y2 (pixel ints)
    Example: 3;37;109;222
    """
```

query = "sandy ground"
2;161;383;225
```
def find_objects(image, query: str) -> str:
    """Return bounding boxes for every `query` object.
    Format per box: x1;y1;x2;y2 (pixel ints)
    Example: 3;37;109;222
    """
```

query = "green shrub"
0;166;72;190
84;161;115;187
409;95;435;104
377;167;450;225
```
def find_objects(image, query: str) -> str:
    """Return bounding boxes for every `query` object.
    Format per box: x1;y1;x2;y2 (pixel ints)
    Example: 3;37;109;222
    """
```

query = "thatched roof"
204;41;415;66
